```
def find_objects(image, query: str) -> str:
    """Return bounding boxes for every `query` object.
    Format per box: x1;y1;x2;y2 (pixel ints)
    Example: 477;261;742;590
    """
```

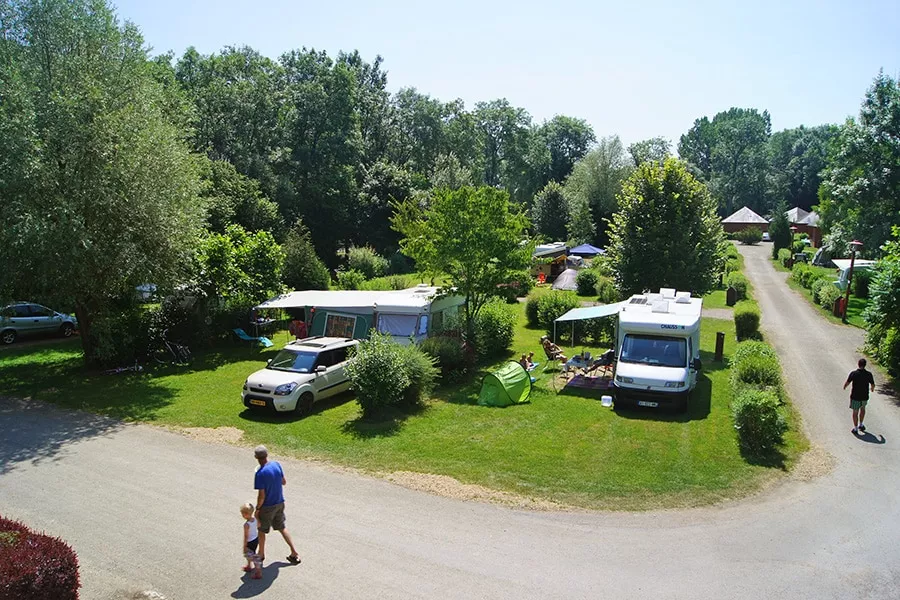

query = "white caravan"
613;288;702;412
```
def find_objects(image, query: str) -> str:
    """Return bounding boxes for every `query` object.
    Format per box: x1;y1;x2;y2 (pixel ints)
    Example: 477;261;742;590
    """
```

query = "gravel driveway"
1;243;899;599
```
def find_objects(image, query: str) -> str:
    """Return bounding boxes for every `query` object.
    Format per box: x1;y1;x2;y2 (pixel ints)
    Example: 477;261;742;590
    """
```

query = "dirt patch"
701;307;734;320
178;426;244;445
382;471;572;511
789;444;836;482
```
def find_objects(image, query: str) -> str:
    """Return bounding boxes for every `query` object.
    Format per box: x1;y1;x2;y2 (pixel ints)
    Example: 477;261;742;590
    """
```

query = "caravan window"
620;335;687;368
377;313;418;337
325;314;356;338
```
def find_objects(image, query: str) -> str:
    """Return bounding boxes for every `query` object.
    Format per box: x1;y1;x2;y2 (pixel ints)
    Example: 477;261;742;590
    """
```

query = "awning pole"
572;321;575;347
553;320;556;344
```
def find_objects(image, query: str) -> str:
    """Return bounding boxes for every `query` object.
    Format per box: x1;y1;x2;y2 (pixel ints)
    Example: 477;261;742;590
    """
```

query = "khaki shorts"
257;503;286;533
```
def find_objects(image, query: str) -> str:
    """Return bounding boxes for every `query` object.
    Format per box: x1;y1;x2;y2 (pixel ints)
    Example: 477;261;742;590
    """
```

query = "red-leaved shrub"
0;515;80;600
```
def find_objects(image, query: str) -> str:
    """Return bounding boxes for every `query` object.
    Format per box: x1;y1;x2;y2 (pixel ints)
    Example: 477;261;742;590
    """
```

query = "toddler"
240;502;263;579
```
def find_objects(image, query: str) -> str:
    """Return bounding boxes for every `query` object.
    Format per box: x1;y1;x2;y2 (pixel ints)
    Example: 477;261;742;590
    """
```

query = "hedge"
725;244;740;259
726;272;748;301
732;389;787;453
595;276;619;304
810;277;832;304
420;336;467;380
0;516;80;600
533;291;580;334
818;283;842;310
575;269;599;296
474;298;517;359
734;300;760;341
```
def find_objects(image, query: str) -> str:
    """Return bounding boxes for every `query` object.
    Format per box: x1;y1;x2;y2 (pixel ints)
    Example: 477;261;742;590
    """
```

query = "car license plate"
249;399;266;407
637;400;658;408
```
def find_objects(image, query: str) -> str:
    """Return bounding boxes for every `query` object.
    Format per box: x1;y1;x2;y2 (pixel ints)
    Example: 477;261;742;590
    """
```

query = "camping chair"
233;328;274;348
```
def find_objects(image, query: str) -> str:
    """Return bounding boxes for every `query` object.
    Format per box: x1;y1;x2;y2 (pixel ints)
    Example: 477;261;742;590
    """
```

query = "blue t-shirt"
254;461;285;506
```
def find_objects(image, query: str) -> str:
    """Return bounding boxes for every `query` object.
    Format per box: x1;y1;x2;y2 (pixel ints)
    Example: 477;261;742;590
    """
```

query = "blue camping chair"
233;328;274;348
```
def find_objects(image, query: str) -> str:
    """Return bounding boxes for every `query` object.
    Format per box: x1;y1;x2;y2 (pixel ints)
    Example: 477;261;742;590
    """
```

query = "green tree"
539;115;596;182
388;87;447;175
0;0;205;363
819;72;900;253
768;200;792;259
392;186;532;342
200;159;284;236
197;225;284;304
356;161;413;254
678;116;714;178
473;99;532;189
628;137;671;166
608;158;725;295
767;125;837;211
531;182;569;241
566;195;596;245
282;220;331;291
562;136;633;244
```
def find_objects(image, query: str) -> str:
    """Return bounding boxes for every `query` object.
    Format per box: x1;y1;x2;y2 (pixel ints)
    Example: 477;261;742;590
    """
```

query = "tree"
282;220;331;291
678;117;715;178
200;159;284;236
387;87;446;175
608;158;725;295
392;186;532;343
767;125;837;211
539;115;596;182
768;200;792;259
562;136;633;244
0;0;205;364
473;99;532;189
628;137;671;166
531;182;569;241
197;225;284;305
819;72;900;254
566;195;596;246
356;161;413;254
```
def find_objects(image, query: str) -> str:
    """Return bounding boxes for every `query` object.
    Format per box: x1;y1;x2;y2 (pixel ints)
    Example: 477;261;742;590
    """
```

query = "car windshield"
620;335;687;368
266;349;317;373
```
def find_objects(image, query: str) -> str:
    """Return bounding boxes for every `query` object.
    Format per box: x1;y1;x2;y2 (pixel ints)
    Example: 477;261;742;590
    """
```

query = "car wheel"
295;392;314;417
60;323;74;338
1;330;16;345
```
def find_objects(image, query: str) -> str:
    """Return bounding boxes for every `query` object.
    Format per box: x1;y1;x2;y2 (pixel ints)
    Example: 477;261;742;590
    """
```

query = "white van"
613;288;702;412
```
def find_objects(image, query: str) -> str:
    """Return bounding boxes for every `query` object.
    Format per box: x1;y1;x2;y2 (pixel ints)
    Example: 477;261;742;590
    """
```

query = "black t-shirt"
847;368;875;400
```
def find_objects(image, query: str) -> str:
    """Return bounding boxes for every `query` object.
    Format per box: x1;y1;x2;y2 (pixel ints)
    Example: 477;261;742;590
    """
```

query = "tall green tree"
539;115;596;182
0;0;205;363
531;182;569;242
562;136;633;244
767;125;837;211
768;200;792;259
356;161;413;254
628;137;671;166
392;186;532;342
282;220;331;291
197;225;284;305
819;72;900;254
200;159;283;236
608;158;725;295
388;87;446;175
678;116;715;178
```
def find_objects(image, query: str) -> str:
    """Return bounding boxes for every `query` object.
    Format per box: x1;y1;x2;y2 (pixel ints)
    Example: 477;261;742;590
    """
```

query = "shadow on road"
231;560;300;598
0;397;124;476
854;431;887;444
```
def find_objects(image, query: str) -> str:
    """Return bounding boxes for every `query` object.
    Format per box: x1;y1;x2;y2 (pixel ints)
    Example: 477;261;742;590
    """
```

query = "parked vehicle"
242;336;359;415
613;289;702;412
0;302;78;345
761;232;771;242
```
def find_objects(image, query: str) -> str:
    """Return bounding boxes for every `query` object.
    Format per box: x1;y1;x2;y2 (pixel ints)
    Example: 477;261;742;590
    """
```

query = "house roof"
721;206;768;224
786;207;810;224
797;211;820;227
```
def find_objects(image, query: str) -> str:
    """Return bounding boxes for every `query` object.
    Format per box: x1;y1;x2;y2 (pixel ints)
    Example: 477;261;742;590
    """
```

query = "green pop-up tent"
478;361;532;407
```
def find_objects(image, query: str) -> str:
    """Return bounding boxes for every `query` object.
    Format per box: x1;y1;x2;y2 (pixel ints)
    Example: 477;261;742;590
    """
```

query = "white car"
242;336;358;415
761;232;771;242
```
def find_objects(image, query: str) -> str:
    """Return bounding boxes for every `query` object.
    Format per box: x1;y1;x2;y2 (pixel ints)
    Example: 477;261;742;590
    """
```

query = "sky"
113;0;900;146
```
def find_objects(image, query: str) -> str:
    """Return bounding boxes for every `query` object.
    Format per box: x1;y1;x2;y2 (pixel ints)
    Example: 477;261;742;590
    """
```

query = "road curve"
1;243;899;600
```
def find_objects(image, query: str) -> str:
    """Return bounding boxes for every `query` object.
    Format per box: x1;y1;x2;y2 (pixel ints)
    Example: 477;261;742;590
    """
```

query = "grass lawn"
702;289;728;310
0;305;806;511
771;257;868;329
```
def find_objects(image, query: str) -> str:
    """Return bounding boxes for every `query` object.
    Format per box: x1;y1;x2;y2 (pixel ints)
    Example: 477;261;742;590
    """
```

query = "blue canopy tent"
568;243;605;257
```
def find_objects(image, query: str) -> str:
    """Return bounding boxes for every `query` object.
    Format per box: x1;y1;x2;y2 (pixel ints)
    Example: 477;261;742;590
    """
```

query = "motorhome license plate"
249;399;266;407
637;400;659;408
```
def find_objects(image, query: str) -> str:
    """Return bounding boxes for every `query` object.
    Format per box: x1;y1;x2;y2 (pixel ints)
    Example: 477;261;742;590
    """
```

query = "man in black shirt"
843;358;876;434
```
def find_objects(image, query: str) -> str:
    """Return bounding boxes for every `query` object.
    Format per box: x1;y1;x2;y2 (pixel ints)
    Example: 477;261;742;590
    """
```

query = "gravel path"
1;244;899;599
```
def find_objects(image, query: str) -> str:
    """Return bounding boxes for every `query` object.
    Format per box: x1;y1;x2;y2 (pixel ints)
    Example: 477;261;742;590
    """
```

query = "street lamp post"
842;240;863;323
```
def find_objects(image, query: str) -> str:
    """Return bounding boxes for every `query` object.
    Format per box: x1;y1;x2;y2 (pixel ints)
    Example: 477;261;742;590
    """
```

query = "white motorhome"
613;288;702;411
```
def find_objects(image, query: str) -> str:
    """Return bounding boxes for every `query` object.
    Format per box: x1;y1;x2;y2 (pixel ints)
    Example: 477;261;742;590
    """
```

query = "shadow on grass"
739;445;788;469
237;392;356;425
340;402;428;439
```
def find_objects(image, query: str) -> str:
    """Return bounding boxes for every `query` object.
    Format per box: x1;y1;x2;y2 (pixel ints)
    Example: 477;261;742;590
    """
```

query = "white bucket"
601;395;613;408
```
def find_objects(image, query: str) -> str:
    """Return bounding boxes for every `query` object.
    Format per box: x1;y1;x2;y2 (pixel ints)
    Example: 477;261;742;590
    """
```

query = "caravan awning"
555;301;628;323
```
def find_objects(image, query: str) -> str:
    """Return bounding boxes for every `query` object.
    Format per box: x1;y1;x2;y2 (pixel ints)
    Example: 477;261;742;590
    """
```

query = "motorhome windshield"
620;335;687;368
267;349;317;373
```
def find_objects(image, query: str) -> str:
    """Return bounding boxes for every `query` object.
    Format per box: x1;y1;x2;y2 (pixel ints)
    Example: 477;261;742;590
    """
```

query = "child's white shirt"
244;517;258;542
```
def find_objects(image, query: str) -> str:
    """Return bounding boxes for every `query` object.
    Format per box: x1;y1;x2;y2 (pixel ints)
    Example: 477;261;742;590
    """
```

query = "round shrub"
535;291;580;334
595;276;619;304
724;257;740;274
524;287;551;327
731;352;782;391
336;269;365;290
811;277;831;304
732;388;787;453
725;244;740;259
777;247;792;263
735;227;763;245
733;300;761;341
732;340;779;366
818;283;842;310
790;264;811;288
792;240;806;255
420;336;467;379
726;272;749;301
474;298;518;359
347;246;389;279
575;269;599;296
0;516;80;600
345;332;437;417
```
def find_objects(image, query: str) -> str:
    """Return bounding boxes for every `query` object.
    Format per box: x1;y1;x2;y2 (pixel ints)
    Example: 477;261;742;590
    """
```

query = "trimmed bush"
0;515;80;600
792;240;806;255
731;351;782;391
735;227;763;245
818;283;842;310
734;300;761;341
724;257;740;274
420;336;467;379
731;340;779;366
498;270;535;303
777;248;792;263
345;332;438;417
347;246;389;279
790;263;812;288
474;298;517;359
879;327;900;377
595;276;619;304
810;277;831;304
524;288;550;327
726;272;749;301
359;274;418;291
535;291;580;334
336;269;365;290
725;244;739;259
575;269;599;296
732;389;787;453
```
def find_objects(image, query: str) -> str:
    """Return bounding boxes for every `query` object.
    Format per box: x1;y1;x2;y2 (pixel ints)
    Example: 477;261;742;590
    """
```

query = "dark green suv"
0;303;79;345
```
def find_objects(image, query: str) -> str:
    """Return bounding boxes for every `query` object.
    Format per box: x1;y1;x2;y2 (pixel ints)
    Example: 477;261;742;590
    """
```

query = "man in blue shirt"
253;445;300;565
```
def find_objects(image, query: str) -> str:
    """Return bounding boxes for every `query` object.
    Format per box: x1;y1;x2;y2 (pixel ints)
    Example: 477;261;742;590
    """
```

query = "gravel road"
1;242;899;599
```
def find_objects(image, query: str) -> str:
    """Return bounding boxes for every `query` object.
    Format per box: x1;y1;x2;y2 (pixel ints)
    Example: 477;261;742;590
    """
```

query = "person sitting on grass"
540;336;567;362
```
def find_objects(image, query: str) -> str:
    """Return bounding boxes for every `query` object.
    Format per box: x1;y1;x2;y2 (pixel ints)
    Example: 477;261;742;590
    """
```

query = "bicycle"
151;329;192;366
